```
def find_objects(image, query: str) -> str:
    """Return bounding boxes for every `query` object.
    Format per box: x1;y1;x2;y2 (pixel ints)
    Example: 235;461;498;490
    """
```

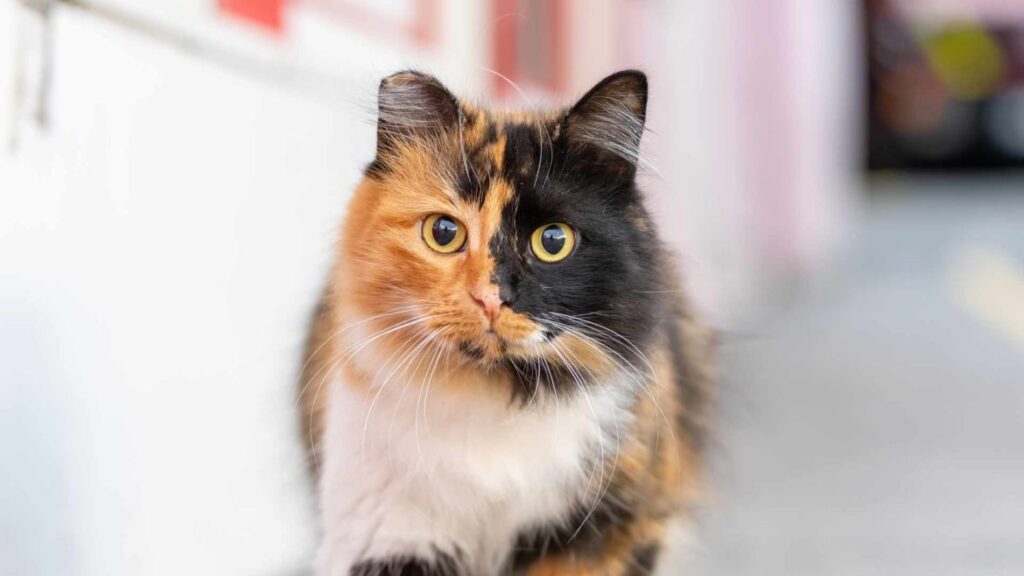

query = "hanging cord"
8;0;53;151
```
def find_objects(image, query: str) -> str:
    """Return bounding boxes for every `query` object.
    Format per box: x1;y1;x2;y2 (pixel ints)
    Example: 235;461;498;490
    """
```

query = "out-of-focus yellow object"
949;245;1024;356
924;25;1005;100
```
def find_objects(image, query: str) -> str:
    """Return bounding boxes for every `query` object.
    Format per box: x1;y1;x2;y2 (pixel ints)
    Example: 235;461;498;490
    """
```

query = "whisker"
540;314;681;466
364;324;443;461
296;304;427;407
305;312;440;471
387;328;443;465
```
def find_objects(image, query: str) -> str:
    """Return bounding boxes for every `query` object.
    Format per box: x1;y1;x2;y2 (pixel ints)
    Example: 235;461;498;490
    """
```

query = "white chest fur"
315;346;633;575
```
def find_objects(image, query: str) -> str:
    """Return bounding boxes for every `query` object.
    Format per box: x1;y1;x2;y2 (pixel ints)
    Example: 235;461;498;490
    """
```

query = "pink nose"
470;284;503;323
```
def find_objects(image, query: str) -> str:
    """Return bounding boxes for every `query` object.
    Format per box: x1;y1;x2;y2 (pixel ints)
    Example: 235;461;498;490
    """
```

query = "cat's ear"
376;71;460;154
560;70;648;177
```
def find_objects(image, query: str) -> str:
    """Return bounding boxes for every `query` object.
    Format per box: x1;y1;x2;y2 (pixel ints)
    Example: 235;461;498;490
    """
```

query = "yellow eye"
422;214;467;254
530;223;576;263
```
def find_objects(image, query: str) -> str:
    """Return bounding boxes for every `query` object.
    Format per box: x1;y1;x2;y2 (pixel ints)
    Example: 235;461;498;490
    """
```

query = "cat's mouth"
424;303;549;364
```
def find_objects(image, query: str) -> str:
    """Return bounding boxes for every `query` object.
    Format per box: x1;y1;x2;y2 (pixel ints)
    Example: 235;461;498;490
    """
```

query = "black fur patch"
627;542;661;576
458;341;486;361
499;122;551;185
507;487;636;571
487;115;665;398
453;155;490;207
502;355;575;404
454;123;499;206
350;551;461;576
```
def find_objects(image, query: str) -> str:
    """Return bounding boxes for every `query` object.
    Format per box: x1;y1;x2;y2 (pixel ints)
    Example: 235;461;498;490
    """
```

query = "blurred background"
1;0;1021;574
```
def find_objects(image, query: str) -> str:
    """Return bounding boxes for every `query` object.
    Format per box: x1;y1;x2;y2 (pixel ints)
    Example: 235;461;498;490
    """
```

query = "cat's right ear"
559;70;648;179
376;71;460;155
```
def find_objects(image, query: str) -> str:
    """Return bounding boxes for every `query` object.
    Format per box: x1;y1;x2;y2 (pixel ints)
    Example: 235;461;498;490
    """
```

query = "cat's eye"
530;223;576;263
422;214;467;254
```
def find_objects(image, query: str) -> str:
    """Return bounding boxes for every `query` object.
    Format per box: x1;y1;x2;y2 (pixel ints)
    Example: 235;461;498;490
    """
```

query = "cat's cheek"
493;308;544;344
521;328;547;345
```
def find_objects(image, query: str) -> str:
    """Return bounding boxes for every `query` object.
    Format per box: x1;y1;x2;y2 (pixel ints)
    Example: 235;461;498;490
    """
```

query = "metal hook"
8;0;53;152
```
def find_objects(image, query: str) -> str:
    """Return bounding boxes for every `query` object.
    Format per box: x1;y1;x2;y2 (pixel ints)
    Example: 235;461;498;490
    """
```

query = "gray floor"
690;176;1024;575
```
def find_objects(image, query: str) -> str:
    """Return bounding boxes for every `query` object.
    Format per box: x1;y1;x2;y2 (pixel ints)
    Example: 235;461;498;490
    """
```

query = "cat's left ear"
560;70;648;177
376;70;460;155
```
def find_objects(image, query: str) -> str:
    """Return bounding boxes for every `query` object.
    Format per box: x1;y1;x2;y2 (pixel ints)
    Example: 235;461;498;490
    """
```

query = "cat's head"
337;70;666;399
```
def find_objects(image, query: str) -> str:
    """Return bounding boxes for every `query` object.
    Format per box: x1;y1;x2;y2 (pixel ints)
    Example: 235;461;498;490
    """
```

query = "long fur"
300;70;713;576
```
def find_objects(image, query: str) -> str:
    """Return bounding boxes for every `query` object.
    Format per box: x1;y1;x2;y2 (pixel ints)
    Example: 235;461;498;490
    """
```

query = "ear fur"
376;71;460;155
561;70;649;176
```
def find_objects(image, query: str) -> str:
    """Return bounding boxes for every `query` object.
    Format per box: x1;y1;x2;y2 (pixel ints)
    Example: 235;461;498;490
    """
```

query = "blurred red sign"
219;0;286;33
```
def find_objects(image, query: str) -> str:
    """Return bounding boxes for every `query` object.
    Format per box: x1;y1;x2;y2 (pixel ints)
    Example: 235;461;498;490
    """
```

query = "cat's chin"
455;331;543;367
456;338;508;365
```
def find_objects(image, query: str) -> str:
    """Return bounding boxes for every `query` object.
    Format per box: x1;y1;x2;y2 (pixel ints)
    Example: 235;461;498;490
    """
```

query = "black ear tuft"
376;71;460;154
561;70;649;176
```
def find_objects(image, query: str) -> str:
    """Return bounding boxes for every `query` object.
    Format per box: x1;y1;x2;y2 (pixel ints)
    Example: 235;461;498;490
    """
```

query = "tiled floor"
687;177;1024;575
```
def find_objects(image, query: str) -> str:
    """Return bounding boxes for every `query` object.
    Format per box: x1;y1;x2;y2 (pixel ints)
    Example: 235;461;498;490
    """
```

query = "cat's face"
339;71;664;397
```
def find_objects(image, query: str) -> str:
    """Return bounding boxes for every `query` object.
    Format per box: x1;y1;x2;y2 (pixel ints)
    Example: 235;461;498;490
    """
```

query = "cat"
299;69;713;576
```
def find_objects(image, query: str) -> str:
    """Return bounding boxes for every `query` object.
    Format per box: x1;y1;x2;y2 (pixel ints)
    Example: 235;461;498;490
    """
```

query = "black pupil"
541;225;567;255
432;217;458;246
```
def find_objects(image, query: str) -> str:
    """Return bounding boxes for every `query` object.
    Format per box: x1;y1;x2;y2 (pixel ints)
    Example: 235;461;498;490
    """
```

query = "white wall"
643;0;753;322
1;4;374;574
645;0;862;319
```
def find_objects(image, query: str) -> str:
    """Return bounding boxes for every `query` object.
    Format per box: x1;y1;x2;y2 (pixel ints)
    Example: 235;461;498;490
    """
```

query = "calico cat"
300;69;713;576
